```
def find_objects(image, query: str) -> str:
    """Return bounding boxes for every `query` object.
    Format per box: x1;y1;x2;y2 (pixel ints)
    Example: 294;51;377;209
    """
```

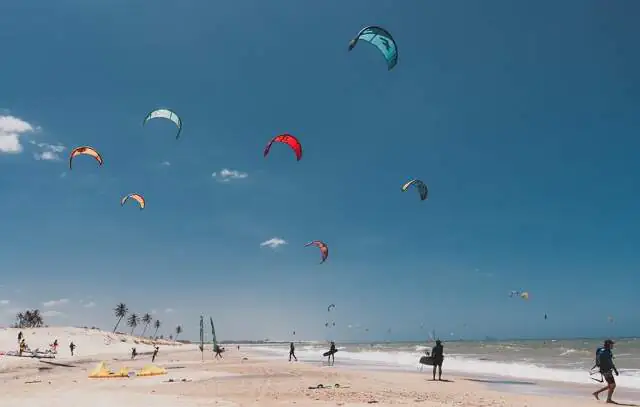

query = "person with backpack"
592;339;619;403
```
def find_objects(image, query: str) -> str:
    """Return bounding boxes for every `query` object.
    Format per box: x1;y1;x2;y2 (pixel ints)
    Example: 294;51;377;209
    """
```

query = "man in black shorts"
431;339;444;381
593;339;619;403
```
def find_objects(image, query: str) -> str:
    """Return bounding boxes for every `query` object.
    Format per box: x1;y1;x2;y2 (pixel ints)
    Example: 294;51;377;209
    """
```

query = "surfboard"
323;349;338;357
419;356;435;366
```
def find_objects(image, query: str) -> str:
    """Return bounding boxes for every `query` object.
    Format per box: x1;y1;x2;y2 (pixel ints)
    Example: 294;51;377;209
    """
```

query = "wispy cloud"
161;161;171;166
260;237;287;249
0;300;9;305
0;115;38;153
151;309;157;315
83;301;96;308
475;268;495;278
212;168;248;183
30;140;66;161
164;308;174;313
43;298;69;308
42;310;65;317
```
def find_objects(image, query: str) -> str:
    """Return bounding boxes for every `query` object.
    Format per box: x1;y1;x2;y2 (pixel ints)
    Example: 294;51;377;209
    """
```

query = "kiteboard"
323;349;339;357
419;356;435;366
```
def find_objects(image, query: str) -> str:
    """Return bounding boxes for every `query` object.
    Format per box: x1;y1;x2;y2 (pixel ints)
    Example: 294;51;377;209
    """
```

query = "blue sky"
0;0;638;342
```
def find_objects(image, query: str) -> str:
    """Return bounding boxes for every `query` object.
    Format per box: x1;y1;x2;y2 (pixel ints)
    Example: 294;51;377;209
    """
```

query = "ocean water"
249;338;640;390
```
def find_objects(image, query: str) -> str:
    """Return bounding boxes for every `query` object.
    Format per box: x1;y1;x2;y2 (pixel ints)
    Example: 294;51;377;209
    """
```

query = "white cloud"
0;300;9;305
30;140;66;161
43;298;69;308
212;168;248;183
164;308;174;313
161;161;171;166
42;310;65;317
83;301;96;308
260;237;287;249
0;115;38;153
151;309;157;315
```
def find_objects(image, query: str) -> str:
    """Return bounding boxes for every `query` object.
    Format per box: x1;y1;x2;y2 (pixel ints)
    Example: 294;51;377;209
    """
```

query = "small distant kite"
305;240;329;263
401;179;428;201
327;303;336;312
69;146;103;170
509;291;529;300
143;108;182;139
348;26;398;70
121;193;146;210
263;134;302;161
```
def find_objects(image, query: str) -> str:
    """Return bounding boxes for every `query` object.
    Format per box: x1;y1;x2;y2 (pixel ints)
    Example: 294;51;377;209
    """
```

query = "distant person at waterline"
592;339;619;403
431;339;444;381
289;342;297;362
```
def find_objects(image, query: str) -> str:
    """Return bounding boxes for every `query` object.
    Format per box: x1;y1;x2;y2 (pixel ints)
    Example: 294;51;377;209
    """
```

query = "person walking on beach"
17;331;23;343
131;347;138;360
69;341;76;356
592;339;619;403
289;342;298;362
214;344;223;359
431;339;444;381
152;346;159;363
327;341;337;366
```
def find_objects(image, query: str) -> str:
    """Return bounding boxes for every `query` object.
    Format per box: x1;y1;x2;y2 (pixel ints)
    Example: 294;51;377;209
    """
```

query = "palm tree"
31;309;43;327
113;303;128;333
153;319;161;338
14;309;44;328
141;313;153;337
175;325;182;341
127;313;140;335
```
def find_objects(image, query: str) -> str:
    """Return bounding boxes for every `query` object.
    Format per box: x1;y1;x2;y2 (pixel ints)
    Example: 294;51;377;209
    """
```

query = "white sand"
0;326;635;406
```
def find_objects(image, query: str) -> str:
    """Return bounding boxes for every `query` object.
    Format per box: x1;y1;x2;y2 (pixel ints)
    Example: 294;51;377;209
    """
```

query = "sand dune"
0;326;190;370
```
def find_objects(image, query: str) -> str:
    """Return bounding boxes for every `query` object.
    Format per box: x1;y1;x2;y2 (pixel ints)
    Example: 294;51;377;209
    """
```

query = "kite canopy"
305;240;329;263
327;303;335;312
401;179;428;201
143;108;182;139
348;26;398;70
121;193;146;210
69;146;103;170
263;134;302;161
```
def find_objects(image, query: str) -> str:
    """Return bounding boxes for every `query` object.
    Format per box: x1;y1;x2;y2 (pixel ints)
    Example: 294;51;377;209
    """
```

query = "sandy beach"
1;327;635;407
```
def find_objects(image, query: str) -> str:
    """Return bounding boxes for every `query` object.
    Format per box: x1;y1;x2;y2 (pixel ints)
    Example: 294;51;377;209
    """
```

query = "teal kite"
348;26;398;70
143;108;182;139
401;179;428;201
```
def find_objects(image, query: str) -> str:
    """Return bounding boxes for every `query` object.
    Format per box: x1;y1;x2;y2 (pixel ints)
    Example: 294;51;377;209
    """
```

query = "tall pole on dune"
199;316;204;362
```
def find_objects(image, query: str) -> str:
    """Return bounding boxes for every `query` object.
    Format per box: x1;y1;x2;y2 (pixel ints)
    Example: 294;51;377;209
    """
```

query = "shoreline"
247;344;640;404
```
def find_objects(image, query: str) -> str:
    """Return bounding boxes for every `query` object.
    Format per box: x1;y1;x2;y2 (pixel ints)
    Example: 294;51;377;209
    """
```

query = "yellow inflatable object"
88;362;129;378
88;362;165;379
136;364;166;377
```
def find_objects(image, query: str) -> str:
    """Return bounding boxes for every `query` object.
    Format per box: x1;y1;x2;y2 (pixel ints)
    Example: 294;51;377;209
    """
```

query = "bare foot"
605;400;615;404
593;392;600;400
